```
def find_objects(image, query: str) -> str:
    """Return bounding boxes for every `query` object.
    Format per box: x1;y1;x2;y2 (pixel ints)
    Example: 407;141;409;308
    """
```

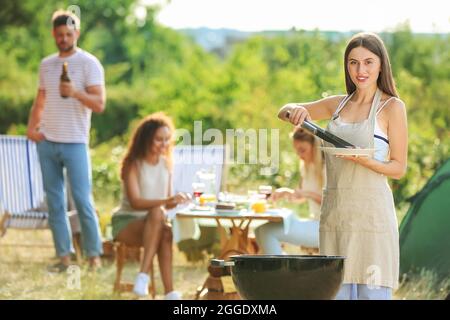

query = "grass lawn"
0;229;207;300
0;228;448;300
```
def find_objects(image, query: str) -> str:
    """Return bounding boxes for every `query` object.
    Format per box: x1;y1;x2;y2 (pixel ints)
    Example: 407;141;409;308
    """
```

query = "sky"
146;0;450;33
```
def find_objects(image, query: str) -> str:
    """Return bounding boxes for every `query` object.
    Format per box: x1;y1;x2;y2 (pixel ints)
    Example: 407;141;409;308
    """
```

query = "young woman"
111;112;190;299
255;128;325;254
278;32;408;300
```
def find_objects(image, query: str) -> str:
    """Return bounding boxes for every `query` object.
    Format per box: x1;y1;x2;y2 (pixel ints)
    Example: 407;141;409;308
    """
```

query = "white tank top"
113;157;170;218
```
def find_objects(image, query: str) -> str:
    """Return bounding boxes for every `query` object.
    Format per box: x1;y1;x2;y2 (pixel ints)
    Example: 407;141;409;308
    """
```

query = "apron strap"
332;88;382;125
367;89;383;150
332;92;355;119
376;96;396;116
368;88;383;121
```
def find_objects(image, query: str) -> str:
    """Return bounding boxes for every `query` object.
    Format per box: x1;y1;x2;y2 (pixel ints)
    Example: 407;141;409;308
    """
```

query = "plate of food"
320;147;375;157
215;202;241;214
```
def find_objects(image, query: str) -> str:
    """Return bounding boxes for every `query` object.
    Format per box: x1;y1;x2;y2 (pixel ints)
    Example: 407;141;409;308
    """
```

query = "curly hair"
120;112;175;180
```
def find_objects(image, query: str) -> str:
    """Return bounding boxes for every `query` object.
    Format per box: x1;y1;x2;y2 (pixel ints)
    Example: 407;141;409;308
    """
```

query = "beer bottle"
60;61;71;98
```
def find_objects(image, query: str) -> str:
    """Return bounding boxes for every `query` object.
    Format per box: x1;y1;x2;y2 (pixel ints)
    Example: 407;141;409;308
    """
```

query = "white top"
300;162;326;220
373;119;389;162
372;97;395;161
113;157;171;218
38;48;104;144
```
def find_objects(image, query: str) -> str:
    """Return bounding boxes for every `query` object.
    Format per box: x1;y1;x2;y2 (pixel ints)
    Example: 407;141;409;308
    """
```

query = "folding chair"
0;135;82;263
172;145;225;196
0;135;48;235
113;144;226;298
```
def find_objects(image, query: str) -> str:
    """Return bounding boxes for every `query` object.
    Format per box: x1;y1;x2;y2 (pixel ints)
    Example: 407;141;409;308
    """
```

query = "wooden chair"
0;135;82;263
113;242;156;298
112;145;226;298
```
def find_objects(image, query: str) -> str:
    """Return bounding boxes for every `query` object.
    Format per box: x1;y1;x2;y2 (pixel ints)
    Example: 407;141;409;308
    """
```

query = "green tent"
399;158;450;279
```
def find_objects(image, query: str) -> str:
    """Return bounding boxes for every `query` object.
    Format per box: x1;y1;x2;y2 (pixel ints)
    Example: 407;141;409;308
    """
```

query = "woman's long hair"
292;128;324;189
120;112;175;180
344;32;399;97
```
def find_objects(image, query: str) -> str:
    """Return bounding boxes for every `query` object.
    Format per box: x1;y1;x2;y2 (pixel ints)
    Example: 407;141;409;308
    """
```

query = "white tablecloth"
166;204;294;243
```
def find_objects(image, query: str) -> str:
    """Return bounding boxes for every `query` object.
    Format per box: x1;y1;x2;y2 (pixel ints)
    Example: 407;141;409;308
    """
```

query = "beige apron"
320;89;399;289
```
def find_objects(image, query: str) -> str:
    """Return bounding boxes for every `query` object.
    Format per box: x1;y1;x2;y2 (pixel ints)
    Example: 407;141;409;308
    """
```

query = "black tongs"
285;111;355;148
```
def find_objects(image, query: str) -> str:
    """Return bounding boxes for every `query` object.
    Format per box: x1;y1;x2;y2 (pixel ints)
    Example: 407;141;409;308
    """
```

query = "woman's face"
150;126;172;156
347;46;381;90
293;140;313;163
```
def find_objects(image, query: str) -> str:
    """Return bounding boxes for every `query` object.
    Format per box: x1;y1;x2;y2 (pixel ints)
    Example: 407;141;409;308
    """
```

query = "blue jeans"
335;284;392;300
254;218;319;254
37;140;102;257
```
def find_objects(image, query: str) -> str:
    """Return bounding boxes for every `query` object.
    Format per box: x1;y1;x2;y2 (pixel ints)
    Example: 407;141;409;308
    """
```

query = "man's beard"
58;43;74;52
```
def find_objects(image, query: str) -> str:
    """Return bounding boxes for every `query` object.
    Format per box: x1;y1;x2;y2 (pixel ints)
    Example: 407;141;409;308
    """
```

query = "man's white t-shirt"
38;48;104;144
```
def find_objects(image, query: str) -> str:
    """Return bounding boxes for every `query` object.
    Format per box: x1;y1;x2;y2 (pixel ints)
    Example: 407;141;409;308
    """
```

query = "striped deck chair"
0;135;48;235
0;135;82;262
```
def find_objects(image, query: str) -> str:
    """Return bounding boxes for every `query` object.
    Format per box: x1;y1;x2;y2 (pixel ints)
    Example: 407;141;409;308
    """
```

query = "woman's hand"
270;188;311;204
270;187;295;202
336;155;371;166
165;192;190;209
281;104;312;127
293;189;308;200
171;192;192;206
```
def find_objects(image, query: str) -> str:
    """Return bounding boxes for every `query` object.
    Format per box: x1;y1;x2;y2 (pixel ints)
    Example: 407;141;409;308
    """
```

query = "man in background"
26;10;106;272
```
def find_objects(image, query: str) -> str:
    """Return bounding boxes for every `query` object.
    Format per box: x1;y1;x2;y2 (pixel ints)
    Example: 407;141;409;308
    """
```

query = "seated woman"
255;127;325;254
111;112;190;299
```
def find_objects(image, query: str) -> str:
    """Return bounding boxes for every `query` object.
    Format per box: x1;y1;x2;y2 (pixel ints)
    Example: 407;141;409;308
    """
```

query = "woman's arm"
294;189;322;205
340;99;408;179
124;164;176;210
278;95;345;124
165;171;174;209
164;171;187;209
270;187;317;204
